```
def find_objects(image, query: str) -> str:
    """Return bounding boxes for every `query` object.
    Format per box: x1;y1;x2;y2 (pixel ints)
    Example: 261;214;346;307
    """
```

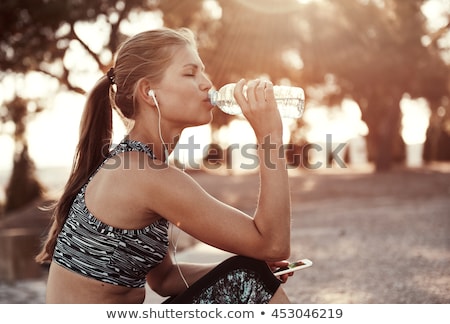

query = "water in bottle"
209;83;305;118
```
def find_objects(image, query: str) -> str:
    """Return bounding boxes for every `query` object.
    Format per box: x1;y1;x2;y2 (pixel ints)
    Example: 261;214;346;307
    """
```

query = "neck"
128;123;181;163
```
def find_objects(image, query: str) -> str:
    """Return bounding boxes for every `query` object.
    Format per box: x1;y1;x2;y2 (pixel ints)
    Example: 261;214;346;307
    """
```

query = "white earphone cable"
153;91;189;289
153;97;169;164
170;224;190;289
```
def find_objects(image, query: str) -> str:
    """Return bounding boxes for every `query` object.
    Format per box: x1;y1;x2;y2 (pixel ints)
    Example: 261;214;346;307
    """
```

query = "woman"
36;27;293;303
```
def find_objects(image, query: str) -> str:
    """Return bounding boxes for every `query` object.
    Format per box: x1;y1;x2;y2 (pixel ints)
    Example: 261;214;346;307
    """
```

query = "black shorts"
163;255;281;304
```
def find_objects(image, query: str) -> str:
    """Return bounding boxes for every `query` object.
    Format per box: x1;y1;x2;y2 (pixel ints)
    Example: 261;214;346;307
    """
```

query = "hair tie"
107;67;116;85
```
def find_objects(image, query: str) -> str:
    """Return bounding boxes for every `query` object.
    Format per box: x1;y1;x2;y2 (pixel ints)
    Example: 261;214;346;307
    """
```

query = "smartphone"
273;259;313;276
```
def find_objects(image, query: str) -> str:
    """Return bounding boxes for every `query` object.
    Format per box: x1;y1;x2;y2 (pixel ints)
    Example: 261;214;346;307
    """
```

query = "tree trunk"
363;95;403;172
5;143;46;213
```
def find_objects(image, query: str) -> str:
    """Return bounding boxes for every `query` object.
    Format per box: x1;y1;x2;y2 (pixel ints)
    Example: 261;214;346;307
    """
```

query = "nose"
200;73;213;92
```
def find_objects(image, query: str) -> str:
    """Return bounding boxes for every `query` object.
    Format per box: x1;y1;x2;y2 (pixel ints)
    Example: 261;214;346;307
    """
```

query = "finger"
264;81;276;105
255;80;267;102
278;273;289;283
272;260;290;268
245;79;260;105
233;79;247;107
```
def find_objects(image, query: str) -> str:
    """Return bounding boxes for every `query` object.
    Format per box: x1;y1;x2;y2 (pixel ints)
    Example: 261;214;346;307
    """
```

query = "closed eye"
183;63;203;77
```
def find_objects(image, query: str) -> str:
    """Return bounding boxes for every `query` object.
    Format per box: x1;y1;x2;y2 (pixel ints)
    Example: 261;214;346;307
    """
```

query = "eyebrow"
183;63;205;71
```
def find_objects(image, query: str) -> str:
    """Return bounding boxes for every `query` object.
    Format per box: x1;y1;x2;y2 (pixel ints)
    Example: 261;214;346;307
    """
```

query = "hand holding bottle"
209;81;305;118
232;79;284;143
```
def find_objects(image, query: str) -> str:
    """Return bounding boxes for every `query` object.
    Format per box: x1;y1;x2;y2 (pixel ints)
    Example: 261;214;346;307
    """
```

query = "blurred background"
0;0;449;304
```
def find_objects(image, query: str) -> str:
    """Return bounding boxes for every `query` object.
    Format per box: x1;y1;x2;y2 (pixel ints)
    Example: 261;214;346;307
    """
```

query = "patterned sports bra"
53;139;169;288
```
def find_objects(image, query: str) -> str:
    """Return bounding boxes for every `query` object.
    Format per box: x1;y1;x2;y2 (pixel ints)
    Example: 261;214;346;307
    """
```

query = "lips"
203;98;213;106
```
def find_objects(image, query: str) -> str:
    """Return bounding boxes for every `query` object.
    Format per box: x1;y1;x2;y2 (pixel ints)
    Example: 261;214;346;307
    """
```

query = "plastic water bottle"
209;83;305;118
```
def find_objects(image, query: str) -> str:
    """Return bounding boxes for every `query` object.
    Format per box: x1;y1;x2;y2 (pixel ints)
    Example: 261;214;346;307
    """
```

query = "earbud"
148;89;168;165
148;89;158;106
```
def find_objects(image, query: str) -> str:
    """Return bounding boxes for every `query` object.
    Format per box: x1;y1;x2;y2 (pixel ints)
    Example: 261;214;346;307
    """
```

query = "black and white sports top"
53;139;169;288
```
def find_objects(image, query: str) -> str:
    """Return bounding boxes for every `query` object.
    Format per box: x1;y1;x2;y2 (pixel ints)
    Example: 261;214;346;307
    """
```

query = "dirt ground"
1;162;449;304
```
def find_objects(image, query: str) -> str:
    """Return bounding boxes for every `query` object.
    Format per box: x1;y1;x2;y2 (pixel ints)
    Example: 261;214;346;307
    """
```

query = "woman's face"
153;45;214;127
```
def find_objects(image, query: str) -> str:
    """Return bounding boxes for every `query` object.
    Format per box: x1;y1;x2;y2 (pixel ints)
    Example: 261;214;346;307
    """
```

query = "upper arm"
139;164;265;258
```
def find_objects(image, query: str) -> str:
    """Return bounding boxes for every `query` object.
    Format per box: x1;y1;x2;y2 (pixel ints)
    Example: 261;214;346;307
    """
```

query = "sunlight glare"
55;22;71;38
63;40;101;90
400;95;431;145
0;74;15;102
304;102;367;144
74;17;112;62
303;99;369;167
120;10;163;35
203;0;222;20
421;0;450;32
232;0;315;14
282;49;304;70
23;72;59;100
0;136;14;171
27;92;83;169
26;91;128;170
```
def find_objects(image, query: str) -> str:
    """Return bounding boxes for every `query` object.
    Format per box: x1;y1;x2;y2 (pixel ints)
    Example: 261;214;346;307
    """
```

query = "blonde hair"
36;28;197;263
112;27;196;119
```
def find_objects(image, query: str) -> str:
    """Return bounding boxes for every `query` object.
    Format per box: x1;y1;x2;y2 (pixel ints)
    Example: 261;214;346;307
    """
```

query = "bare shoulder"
112;151;206;206
139;157;206;197
87;150;196;227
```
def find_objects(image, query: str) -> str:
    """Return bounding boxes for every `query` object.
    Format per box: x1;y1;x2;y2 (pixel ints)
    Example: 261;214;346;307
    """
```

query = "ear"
136;79;157;107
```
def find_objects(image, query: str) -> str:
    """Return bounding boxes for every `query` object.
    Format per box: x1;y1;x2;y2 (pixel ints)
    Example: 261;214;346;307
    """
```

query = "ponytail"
35;75;113;263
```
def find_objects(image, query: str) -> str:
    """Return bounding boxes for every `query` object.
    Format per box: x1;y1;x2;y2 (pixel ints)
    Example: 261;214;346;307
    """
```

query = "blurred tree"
2;97;45;213
297;0;449;171
161;0;449;171
0;0;159;213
